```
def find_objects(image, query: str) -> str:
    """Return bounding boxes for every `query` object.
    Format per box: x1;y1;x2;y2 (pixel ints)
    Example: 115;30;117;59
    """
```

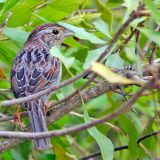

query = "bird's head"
26;23;73;48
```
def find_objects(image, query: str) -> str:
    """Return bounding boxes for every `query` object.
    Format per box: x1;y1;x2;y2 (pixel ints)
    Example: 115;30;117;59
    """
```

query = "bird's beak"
64;29;74;37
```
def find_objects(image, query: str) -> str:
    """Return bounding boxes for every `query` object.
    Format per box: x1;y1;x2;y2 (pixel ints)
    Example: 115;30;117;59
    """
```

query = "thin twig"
142;26;160;56
0;67;149;123
0;11;12;39
0;69;90;107
69;111;123;133
149;43;157;64
0;80;152;139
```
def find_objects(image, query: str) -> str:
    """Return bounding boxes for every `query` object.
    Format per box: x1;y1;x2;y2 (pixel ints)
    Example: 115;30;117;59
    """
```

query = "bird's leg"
44;101;52;114
14;105;24;130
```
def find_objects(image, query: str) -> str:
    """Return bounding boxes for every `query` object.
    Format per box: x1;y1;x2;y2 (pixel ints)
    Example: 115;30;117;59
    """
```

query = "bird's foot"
14;111;24;131
44;101;52;114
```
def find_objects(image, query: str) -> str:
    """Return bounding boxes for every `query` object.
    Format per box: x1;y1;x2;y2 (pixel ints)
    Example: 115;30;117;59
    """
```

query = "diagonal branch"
0;75;154;152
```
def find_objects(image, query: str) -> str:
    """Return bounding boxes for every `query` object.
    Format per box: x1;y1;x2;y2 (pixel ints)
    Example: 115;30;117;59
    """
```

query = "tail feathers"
28;100;50;150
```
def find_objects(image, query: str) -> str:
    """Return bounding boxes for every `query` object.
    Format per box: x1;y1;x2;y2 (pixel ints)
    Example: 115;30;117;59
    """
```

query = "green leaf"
118;115;139;160
82;104;114;160
36;0;85;21
0;42;17;66
123;0;139;22
95;0;113;32
35;6;69;22
143;0;160;26
50;46;75;68
105;53;124;68
6;4;32;27
2;150;13;160
49;0;85;14
38;153;56;160
139;27;160;47
83;46;107;69
93;20;112;39
83;44;116;69
4;27;29;46
59;22;106;44
91;62;136;84
0;0;19;14
24;0;42;8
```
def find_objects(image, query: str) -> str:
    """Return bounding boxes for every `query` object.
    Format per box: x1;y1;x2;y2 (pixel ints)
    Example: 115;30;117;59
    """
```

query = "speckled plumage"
10;23;71;150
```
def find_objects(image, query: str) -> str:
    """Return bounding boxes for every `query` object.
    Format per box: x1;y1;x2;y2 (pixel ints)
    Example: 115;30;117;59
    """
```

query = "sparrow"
10;23;73;150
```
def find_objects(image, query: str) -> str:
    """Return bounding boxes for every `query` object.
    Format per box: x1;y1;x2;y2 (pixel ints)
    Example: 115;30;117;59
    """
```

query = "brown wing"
10;47;61;99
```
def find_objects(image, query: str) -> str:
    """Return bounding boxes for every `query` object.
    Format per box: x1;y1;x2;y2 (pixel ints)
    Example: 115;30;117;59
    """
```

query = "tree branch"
1;69;90;107
0;77;153;152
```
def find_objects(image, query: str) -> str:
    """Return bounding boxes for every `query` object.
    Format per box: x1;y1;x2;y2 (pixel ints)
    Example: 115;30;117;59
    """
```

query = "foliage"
0;0;160;160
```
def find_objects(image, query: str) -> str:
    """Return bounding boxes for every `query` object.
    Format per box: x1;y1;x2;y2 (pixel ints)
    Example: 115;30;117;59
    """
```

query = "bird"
10;23;73;150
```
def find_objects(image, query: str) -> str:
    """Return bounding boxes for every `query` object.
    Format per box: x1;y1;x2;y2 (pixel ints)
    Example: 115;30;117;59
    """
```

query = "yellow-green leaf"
91;62;135;84
53;144;74;160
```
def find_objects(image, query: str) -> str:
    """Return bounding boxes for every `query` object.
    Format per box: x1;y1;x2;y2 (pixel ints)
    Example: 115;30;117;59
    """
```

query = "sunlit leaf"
36;0;85;22
93;20;112;39
49;0;85;13
0;0;19;13
6;4;32;27
91;62;135;84
143;0;160;26
2;150;12;160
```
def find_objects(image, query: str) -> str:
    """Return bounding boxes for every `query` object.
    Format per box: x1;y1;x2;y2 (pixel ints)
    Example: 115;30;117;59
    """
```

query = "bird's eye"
52;29;59;35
